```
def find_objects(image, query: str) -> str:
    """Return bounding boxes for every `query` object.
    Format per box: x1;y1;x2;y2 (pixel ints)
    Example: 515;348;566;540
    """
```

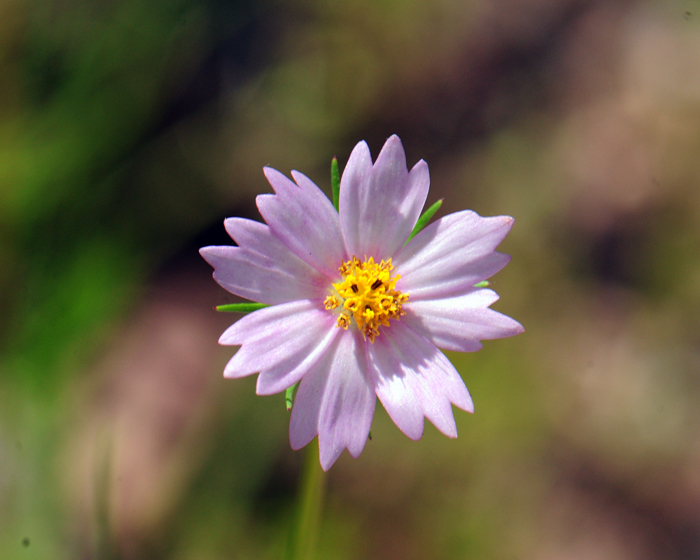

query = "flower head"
200;135;523;470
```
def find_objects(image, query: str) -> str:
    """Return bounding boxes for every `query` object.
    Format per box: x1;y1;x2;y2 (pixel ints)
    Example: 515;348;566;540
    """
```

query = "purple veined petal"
289;329;375;471
290;170;322;195
337;140;372;258
368;321;473;439
255;324;341;396
223;301;335;381
402;289;524;352
393;210;514;300
257;167;346;279
200;219;330;305
219;299;321;346
340;135;429;260
366;333;424;440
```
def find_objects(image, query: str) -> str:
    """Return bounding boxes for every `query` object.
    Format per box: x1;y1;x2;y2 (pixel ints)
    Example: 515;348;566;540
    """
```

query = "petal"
402;289;524;352
256;325;340;395
224;307;336;388
340;135;430;260
366;333;424;440
337;140;372;257
367;322;473;439
257;167;346;278
219;300;318;346
290;170;322;195
200;219;330;304
393;211;514;300
289;329;375;471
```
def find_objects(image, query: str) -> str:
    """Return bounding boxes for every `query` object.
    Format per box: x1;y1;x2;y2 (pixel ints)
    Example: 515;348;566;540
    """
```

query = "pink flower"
201;135;523;470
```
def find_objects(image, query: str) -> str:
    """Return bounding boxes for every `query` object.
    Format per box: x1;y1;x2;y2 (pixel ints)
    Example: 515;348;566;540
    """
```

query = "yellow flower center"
324;256;409;342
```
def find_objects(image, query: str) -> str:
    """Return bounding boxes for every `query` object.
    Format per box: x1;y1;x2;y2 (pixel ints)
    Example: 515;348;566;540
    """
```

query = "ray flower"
200;135;523;470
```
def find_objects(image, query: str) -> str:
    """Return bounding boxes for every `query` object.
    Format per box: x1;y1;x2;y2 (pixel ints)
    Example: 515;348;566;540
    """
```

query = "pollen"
328;256;408;342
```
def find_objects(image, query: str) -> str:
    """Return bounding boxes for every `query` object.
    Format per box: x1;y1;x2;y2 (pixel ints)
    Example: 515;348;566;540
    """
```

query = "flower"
200;135;523;470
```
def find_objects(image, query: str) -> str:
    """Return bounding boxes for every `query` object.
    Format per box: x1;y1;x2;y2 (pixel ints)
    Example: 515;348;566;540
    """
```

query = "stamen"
326;256;408;342
336;314;350;330
324;295;340;310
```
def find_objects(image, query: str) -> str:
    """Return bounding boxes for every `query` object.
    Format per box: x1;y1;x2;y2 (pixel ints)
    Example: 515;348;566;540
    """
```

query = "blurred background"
1;0;700;558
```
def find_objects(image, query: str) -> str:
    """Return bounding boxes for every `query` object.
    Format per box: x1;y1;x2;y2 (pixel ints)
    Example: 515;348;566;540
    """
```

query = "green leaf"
406;198;443;243
473;281;490;288
215;302;270;313
286;383;299;411
331;156;340;212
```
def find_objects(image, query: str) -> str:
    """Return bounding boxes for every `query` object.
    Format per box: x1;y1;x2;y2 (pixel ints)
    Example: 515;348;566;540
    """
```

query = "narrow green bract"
331;156;340;212
215;302;270;313
286;383;299;411
406;198;443;243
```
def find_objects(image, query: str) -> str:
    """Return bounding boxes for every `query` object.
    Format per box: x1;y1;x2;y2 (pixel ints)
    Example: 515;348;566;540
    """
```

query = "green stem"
286;444;326;560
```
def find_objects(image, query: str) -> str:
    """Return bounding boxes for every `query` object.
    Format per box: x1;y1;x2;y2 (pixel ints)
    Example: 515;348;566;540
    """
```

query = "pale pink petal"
368;321;473;439
257;167;345;278
339;135;429;260
289;330;375;471
222;304;336;392
337;140;372;258
402;289;524;352
256;326;340;395
200;218;329;304
219;300;314;345
393;211;514;300
365;335;424;440
219;300;329;381
290;170;322;195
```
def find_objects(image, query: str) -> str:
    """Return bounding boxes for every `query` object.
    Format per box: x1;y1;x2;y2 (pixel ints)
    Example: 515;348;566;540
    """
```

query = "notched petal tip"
384;133;403;147
263;167;299;195
345;140;372;166
409;158;428;174
375;135;407;168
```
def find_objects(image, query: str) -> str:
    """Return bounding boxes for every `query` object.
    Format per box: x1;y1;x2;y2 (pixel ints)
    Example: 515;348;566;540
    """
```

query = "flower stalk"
286;444;326;560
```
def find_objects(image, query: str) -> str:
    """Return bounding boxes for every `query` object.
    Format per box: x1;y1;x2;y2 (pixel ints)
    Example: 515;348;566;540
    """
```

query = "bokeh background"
2;0;700;558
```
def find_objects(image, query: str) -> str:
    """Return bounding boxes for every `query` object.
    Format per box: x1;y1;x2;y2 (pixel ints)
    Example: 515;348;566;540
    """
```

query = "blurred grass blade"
406;199;443;243
216;302;269;313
